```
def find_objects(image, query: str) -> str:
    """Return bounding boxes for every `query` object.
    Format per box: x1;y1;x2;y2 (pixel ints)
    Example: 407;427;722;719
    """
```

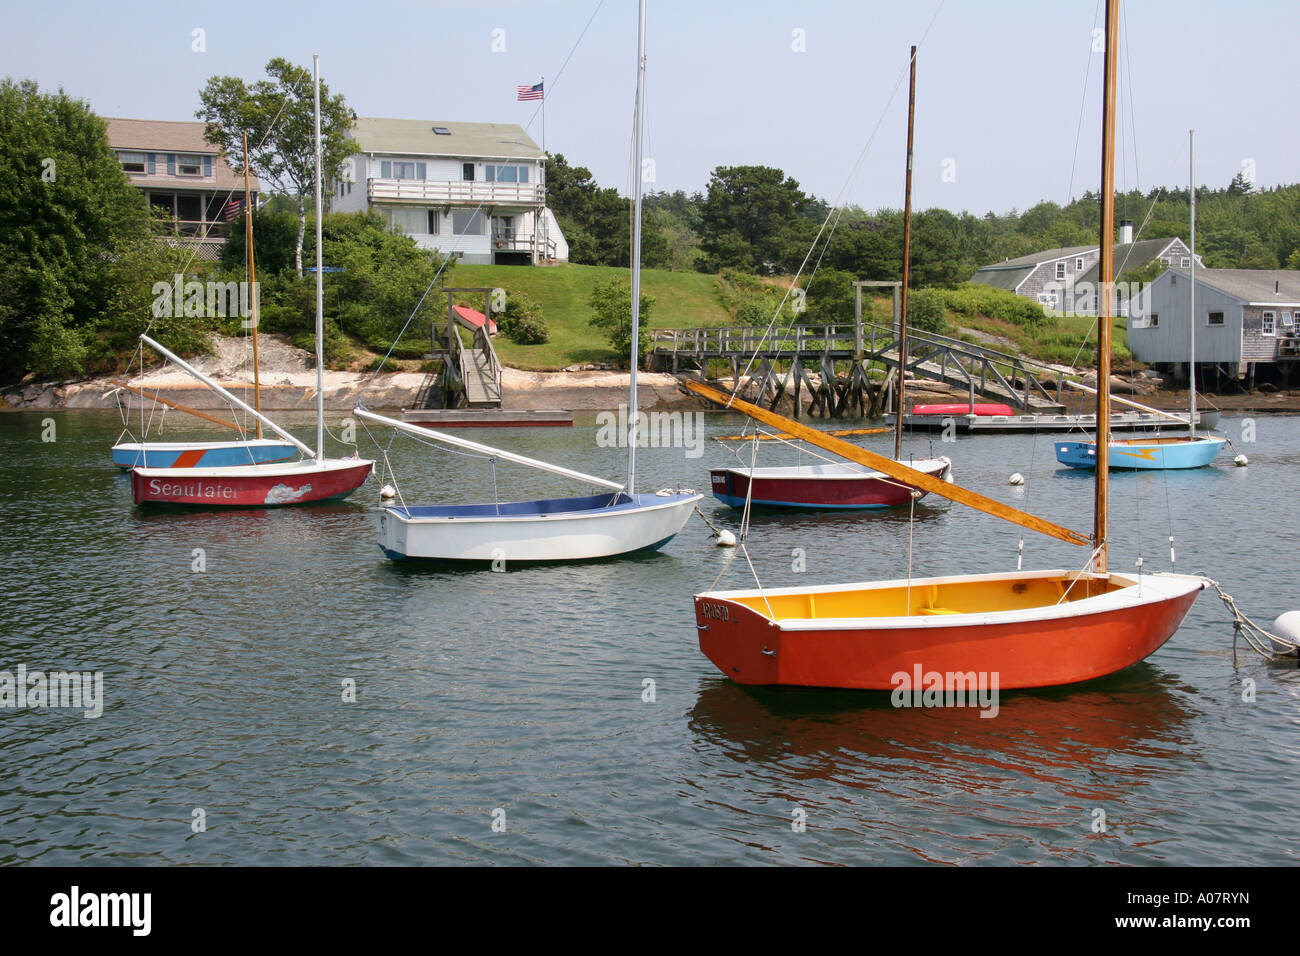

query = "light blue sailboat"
1058;128;1223;472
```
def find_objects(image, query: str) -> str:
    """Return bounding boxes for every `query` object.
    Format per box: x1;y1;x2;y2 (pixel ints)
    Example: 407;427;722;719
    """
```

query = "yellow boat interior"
725;572;1131;622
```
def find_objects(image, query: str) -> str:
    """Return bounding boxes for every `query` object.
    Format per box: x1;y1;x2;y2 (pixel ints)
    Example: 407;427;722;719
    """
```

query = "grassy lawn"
452;262;730;370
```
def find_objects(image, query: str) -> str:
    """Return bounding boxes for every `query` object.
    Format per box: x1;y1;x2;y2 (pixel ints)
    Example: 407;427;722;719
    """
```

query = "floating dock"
400;408;573;428
892;409;1219;433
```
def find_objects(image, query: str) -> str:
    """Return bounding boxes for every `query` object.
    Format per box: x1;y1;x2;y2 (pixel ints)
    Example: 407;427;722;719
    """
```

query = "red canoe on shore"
912;403;1014;417
454;305;497;336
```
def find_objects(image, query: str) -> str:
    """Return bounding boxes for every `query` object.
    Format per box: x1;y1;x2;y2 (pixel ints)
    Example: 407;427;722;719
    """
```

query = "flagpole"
541;75;546;158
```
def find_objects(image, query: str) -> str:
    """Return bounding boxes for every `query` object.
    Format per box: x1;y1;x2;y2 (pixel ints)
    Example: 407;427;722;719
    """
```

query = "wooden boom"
109;381;243;432
686;380;1090;547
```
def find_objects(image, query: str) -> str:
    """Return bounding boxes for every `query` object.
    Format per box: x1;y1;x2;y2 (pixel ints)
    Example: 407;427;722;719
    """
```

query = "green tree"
0;78;172;382
698;165;817;272
589;278;653;368
197;58;353;278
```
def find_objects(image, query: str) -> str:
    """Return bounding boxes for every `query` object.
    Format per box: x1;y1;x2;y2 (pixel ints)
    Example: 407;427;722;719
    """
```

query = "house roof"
970;245;1095;292
349;118;544;161
102;117;256;192
1167;267;1300;307
1077;237;1186;286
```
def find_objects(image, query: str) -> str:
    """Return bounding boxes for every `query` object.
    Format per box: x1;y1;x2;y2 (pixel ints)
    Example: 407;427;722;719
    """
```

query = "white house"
332;117;567;265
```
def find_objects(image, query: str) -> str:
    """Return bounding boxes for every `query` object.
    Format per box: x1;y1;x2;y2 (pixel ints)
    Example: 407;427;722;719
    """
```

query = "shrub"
495;291;549;345
589;278;653;367
907;288;948;333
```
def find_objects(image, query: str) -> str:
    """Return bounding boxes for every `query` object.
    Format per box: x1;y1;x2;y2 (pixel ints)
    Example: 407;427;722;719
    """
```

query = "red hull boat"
709;457;951;509
132;458;373;507
694;570;1204;690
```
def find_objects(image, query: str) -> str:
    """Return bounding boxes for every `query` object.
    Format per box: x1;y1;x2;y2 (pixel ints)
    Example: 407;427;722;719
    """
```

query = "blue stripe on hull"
381;532;680;564
112;444;298;469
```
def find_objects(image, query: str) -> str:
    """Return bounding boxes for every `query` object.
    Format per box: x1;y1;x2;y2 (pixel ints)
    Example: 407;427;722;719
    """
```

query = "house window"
1075;257;1084;270
1262;311;1276;336
433;126;451;135
118;151;146;173
1283;311;1295;329
452;210;485;235
380;205;428;235
1208;311;1224;327
427;210;439;234
1055;262;1067;280
462;163;475;181
1149;313;1159;328
175;154;202;176
484;165;530;184
1181;257;1191;268
1160;256;1171;266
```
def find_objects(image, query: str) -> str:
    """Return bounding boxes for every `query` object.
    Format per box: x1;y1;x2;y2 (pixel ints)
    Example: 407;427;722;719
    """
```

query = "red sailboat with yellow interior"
687;9;1207;691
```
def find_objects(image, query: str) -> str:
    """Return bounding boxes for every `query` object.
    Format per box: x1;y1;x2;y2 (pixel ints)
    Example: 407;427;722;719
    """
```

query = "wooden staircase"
462;347;501;407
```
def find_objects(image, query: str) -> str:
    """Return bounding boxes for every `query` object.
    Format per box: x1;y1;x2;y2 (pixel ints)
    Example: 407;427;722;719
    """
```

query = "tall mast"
895;44;917;461
1094;0;1119;572
243;131;262;438
1189;128;1197;440
626;0;647;494
313;54;324;463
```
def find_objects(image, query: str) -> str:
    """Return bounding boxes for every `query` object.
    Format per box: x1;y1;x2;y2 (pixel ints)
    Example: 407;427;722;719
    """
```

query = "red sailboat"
688;15;1206;691
132;56;373;507
708;49;950;511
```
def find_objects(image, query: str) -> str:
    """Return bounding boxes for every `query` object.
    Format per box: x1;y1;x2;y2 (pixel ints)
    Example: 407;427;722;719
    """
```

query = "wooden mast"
895;44;917;460
242;131;262;438
1094;0;1119;572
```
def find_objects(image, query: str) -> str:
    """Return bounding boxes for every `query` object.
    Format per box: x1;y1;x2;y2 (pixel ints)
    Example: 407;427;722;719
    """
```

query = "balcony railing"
150;219;227;240
368;178;544;205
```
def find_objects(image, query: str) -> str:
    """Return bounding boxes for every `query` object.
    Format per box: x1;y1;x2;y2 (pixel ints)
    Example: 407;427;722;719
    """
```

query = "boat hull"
694;570;1204;690
131;458;374;507
709;458;951;509
379;491;703;562
1056;436;1226;470
112;439;299;469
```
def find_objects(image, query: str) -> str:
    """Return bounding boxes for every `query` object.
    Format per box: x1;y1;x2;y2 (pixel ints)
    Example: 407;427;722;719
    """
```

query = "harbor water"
0;409;1296;865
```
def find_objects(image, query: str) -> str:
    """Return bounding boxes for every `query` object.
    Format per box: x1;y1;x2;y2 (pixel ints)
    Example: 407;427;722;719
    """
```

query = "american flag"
516;82;544;101
222;199;243;222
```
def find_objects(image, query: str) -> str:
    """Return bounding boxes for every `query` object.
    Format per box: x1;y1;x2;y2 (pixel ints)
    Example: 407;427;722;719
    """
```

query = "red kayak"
912;403;1013;417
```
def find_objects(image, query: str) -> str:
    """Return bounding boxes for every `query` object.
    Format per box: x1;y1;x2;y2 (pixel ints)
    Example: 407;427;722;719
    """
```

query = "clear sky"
4;0;1296;214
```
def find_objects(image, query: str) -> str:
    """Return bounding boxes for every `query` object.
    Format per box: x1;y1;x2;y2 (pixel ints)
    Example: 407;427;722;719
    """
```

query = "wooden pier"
650;320;1068;419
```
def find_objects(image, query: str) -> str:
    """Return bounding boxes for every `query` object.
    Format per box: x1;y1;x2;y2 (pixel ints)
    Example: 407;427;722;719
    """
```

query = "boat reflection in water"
686;670;1196;863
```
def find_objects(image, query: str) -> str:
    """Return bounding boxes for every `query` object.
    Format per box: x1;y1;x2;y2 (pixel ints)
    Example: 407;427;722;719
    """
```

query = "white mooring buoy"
1270;611;1300;656
1008;473;1025;485
716;529;737;548
1234;454;1249;467
380;484;397;499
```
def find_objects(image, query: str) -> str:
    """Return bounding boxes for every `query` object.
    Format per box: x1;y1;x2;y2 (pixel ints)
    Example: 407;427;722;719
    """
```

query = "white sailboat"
131;55;374;507
355;0;701;562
